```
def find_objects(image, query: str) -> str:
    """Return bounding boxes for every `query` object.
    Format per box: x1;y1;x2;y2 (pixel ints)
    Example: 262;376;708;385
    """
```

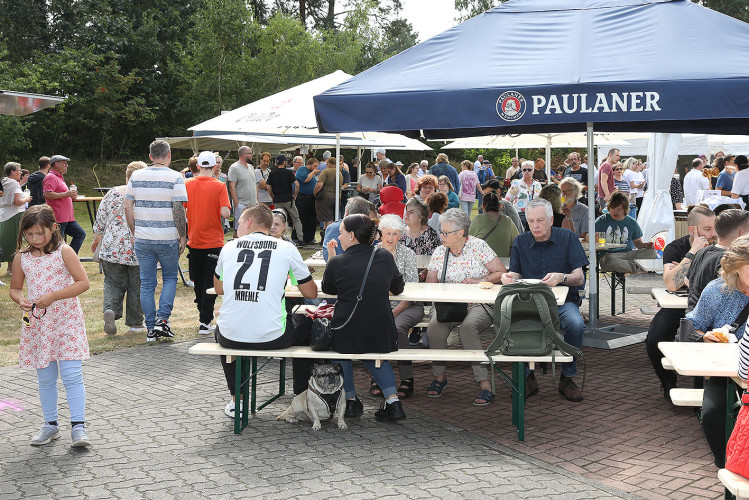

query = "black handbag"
434;249;468;323
310;247;378;351
677;300;749;342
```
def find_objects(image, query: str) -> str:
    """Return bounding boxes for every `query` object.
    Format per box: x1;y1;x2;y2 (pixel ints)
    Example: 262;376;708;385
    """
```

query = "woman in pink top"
457;160;479;216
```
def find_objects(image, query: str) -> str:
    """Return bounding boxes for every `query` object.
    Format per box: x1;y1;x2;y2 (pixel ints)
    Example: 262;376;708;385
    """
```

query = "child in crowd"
9;205;91;447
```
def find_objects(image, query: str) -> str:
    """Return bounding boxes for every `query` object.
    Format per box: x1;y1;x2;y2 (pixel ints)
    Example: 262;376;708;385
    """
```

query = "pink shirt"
43;170;74;222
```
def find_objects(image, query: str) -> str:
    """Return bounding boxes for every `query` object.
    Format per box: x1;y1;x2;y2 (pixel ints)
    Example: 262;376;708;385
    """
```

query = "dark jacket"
322;244;404;354
430;162;461;193
27;171;46;206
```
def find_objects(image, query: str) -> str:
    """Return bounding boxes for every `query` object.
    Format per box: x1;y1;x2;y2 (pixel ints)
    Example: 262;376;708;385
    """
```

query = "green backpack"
485;282;583;380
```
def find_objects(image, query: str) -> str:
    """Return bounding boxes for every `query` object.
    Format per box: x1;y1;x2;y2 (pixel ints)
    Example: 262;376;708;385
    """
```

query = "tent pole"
335;134;341;219
545;135;552;182
587;122;598;331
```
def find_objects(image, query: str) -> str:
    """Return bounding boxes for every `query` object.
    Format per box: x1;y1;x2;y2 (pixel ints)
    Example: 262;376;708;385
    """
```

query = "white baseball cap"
197;151;216;168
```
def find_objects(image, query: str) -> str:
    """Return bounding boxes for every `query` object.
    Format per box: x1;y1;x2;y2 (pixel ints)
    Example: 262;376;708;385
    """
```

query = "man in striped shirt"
125;140;188;341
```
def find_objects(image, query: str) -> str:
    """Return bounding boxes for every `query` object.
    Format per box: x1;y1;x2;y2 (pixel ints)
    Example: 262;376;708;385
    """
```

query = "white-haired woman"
366;214;424;399
92;161;146;334
506;160;542;230
425;208;507;406
559;177;589;240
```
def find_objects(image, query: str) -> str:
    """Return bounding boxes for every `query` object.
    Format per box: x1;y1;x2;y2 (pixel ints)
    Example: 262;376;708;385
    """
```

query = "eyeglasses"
271;210;287;223
22;304;47;325
522;168;533;172
440;228;461;237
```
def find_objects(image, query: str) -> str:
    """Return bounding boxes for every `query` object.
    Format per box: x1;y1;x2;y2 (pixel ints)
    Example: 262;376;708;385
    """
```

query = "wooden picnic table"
72;195;104;228
305;251;510;270
651;287;688;309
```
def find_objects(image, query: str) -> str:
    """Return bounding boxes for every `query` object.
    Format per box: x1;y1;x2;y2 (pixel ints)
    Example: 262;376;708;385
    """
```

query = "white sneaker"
199;323;215;335
224;400;243;419
186;280;195;288
0;280;5;286
71;425;91;448
30;424;60;446
128;325;147;333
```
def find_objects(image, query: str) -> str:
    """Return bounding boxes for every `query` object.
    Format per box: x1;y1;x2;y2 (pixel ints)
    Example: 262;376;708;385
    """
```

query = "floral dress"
93;187;138;265
506;179;542;212
19;246;88;369
400;225;440;256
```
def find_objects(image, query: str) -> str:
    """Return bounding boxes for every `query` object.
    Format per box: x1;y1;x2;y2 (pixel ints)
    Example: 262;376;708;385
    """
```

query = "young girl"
9;205;91;447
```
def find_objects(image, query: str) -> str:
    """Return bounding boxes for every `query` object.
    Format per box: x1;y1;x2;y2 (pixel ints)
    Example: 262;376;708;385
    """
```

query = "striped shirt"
740;323;749;381
126;166;188;243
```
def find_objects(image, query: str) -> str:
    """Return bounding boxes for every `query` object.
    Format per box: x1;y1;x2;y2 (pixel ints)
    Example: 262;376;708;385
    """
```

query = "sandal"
397;379;414;399
473;389;494;407
369;378;382;397
426;378;448;398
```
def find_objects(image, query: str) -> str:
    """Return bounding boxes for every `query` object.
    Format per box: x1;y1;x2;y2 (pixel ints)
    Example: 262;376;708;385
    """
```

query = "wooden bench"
188;342;572;441
669;388;704;407
718;468;749;499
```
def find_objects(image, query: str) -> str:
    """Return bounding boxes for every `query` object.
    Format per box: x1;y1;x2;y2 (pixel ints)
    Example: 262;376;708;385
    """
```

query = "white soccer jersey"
215;232;312;343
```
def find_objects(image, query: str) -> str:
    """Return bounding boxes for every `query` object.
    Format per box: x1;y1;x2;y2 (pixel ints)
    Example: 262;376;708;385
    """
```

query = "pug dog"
276;363;347;431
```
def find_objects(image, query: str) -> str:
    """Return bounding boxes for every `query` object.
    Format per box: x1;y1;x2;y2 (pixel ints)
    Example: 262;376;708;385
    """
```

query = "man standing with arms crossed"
228;146;258;238
185;151;231;335
125;140;188;341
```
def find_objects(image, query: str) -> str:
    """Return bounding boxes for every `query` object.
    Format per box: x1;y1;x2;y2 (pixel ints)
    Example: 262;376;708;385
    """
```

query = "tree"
695;0;749;22
454;0;507;22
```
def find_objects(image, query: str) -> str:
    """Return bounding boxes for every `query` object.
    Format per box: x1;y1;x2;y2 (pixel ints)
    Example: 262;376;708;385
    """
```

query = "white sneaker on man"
224;400;243;419
199;323;215;335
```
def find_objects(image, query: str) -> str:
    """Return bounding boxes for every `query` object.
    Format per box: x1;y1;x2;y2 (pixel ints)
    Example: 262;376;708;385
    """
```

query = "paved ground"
0;272;728;499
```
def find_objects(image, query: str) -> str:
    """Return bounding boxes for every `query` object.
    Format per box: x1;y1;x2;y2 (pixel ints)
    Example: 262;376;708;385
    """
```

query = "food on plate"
704;330;730;343
479;281;493;289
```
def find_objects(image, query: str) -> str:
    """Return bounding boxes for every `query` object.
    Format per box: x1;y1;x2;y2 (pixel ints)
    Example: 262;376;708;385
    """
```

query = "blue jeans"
58;221;86;254
334;359;397;399
459;200;474;216
134;240;180;330
525;301;584;378
37;360;85;423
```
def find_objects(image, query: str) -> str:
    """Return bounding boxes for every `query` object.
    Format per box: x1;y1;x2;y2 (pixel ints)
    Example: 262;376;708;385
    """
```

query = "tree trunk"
299;0;306;27
325;0;335;29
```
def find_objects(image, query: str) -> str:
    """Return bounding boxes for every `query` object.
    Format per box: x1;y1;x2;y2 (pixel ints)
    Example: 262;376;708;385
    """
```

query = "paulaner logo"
496;91;526;121
531;92;661;115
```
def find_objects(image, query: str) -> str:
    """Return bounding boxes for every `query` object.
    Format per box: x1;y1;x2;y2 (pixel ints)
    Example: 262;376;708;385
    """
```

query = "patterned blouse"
93;187;138;266
427;236;497;283
670;177;684;206
506;179;542;212
377;243;418;309
400;225;440;256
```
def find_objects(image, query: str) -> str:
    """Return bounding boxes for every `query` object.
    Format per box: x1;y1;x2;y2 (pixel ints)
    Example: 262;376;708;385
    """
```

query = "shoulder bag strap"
331;247;378;331
731;300;749;331
481;215;503;241
440;249;450;284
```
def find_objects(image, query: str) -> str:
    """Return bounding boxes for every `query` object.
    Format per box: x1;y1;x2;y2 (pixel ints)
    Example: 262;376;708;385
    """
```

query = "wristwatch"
684;252;695;260
561;274;568;284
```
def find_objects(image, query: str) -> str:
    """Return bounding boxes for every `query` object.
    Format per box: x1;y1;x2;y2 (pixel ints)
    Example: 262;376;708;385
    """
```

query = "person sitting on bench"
213;204;318;419
595;191;656;274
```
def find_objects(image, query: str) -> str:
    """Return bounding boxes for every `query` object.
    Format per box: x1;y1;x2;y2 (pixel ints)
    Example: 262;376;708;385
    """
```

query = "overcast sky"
400;0;461;42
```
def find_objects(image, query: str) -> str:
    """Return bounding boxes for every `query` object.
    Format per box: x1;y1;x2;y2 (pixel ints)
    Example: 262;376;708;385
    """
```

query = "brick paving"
0;272;726;499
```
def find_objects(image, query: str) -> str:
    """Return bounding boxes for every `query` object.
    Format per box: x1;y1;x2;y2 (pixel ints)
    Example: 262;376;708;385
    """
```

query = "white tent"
0;90;65;116
186;71;432;153
599;133;749;158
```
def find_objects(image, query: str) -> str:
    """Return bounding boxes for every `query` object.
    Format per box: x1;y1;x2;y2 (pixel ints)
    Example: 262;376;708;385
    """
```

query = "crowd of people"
6;138;749;463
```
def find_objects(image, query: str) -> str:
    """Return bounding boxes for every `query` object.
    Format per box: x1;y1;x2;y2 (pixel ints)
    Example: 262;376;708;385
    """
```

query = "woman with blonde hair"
92;161;147;335
687;235;749;469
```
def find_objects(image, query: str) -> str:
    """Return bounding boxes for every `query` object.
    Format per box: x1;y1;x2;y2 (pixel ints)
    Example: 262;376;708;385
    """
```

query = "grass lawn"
0;163;322;367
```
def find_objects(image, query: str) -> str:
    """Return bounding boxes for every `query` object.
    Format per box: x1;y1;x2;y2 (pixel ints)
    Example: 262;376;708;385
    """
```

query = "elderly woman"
468;192;518;257
356;161;382;203
415;174;438;201
438;175;460;209
401;197;440;256
425;208;507;406
559;177;590;240
426;192;448;234
323;214;407;422
506;160;543;229
367;214;424;399
539;184;575;231
0;162;32;274
92;161;146;334
686;236;749;468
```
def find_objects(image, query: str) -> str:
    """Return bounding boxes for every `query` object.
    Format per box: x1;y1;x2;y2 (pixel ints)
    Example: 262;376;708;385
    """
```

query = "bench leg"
233;356;250;435
515;362;525;442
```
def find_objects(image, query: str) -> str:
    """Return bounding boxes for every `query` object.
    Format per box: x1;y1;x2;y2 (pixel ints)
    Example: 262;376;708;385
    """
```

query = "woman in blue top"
437;175;460;209
686;236;749;468
383;162;407;198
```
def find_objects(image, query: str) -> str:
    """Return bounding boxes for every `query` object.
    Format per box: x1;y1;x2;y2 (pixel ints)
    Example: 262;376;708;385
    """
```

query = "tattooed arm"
173;201;187;255
663;258;691;292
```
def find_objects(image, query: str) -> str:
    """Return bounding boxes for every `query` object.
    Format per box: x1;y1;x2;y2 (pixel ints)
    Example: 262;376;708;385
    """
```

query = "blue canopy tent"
313;0;749;345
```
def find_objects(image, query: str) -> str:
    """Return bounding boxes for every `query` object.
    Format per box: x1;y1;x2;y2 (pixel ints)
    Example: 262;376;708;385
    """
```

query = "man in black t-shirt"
644;205;716;400
267;155;303;244
687;209;749;312
562;152;588;194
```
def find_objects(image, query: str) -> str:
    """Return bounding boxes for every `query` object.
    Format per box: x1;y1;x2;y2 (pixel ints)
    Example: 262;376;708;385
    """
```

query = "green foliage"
454;0;507;21
695;0;749;22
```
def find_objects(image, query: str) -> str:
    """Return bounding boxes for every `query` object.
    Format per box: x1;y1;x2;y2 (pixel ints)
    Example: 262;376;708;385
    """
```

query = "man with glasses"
501;198;587;402
228;146;258;238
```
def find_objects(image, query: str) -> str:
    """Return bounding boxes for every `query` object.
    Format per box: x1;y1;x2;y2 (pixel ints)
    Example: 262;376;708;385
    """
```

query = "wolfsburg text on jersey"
531;92;661;115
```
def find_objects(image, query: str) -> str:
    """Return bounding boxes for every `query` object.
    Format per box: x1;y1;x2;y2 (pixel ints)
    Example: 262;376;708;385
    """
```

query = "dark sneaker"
559;375;583;402
146;330;158;342
525;372;539;399
103;309;117;335
408;330;422;346
344;397;364;418
375;400;406;422
153;318;174;339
